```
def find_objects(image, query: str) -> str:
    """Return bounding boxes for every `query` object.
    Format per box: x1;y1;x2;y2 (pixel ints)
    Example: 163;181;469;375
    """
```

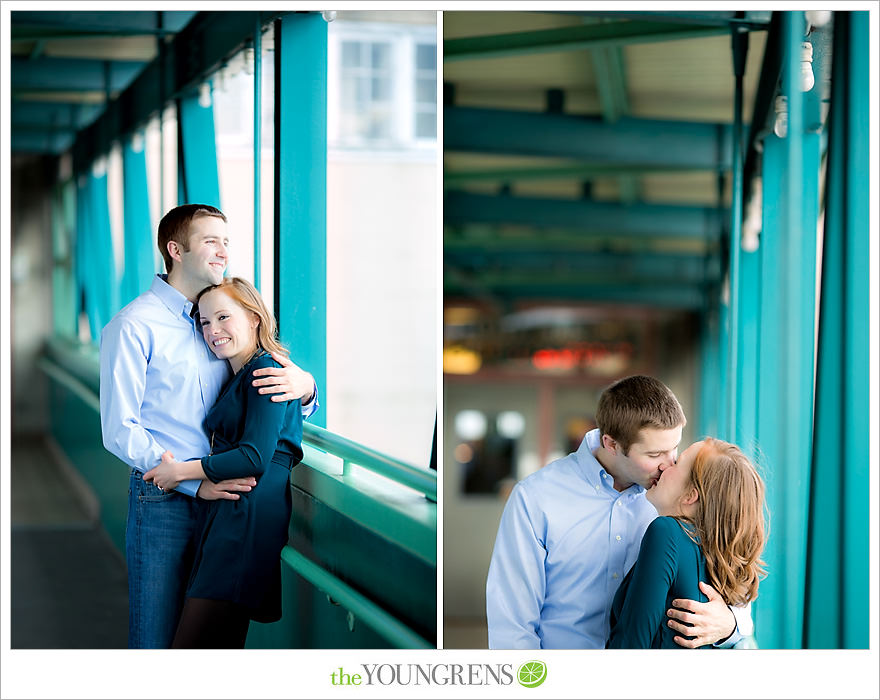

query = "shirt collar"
576;428;645;496
150;274;195;319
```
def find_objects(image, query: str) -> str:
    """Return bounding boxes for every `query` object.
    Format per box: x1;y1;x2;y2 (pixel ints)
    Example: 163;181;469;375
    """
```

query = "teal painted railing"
38;337;436;648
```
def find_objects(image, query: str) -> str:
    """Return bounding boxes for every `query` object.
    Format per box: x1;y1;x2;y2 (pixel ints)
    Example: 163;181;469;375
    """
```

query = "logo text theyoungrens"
329;664;516;686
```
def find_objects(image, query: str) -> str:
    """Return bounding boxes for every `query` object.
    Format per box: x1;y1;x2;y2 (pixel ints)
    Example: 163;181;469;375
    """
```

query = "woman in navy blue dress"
144;277;302;647
607;438;767;648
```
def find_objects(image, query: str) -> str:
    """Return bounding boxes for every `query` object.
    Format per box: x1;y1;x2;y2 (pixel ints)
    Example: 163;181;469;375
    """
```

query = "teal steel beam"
69;11;284;172
177;89;221;208
805;10;869;650
445;190;724;241
11;10;195;37
444;276;708;310
444;163;703;186
444;21;729;62
51;181;77;337
570;11;772;29
275;13;327;428
840;11;869;649
121;134;156;305
11;56;146;92
444;250;721;283
445;107;733;169
727;25;748;440
590;41;639;203
253;21;262;291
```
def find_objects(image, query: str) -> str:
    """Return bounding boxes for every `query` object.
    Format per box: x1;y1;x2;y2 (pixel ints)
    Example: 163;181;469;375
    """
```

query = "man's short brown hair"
157;204;226;273
595;375;686;453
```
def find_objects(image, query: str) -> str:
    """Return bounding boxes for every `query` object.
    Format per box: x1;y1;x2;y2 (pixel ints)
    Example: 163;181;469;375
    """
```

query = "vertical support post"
121;133;155;304
728;25;748;439
253;17;262;290
276;12;327;427
178;90;221;208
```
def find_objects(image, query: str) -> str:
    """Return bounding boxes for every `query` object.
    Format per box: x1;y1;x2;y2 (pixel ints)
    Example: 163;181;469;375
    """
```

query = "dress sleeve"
486;483;547;649
607;517;680;649
202;358;299;481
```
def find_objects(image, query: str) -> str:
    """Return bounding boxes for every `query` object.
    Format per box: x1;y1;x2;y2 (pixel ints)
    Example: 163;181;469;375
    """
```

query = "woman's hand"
143;451;184;491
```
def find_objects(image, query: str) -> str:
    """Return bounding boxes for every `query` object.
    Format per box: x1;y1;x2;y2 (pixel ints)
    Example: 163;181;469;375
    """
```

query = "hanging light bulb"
773;95;788;138
198;81;212;108
322;11;337;22
131;132;144;153
243;47;255;75
805;10;832;28
800;41;815;92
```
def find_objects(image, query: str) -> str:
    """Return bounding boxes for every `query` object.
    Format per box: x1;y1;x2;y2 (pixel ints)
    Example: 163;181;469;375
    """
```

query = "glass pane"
416;110;436;139
371;42;390;70
416;77;434;103
416;43;436;71
341;41;360;67
372;76;391;101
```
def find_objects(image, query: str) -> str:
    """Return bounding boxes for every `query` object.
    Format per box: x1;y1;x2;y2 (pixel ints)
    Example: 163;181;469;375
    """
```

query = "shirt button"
612;572;619;579
616;535;621;541
616;501;622;507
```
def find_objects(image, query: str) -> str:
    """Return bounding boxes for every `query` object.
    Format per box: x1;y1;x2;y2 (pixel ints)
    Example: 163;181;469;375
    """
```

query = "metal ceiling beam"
444;273;709;310
445;190;724;241
563;11;772;30
444;249;722;283
444;163;704;186
445;107;733;170
11;132;76;154
67;11;285;169
11;11;195;38
11;102;103;130
11;56;146;92
444;21;730;62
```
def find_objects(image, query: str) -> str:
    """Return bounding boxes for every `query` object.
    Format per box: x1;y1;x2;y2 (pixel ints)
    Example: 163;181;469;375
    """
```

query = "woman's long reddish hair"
685;438;768;606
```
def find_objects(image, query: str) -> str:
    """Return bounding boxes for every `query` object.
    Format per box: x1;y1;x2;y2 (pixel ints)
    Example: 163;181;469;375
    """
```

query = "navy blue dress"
607;516;712;649
185;351;303;622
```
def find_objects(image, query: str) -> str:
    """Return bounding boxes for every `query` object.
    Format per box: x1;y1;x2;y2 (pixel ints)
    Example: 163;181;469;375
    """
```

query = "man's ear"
167;240;183;265
682;486;699;506
601;434;619;455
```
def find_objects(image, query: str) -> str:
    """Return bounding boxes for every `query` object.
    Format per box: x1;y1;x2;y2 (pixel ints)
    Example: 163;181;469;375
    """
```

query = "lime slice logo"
517;660;547;688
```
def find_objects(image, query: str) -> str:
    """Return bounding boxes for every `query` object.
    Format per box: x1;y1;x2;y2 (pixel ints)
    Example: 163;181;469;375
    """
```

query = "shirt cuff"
302;382;320;418
175;478;201;499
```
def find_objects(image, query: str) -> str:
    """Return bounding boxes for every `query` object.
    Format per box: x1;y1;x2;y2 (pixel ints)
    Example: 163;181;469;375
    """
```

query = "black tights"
171;597;251;649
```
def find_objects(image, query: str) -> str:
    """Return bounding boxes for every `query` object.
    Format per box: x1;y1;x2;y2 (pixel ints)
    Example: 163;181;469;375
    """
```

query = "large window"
329;18;437;151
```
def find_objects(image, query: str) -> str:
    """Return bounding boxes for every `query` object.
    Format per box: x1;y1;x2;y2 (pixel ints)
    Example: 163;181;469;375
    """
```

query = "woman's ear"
682;486;699;506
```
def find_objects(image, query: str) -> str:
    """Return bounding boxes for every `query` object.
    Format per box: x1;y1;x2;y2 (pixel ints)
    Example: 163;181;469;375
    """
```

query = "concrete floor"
10;435;128;649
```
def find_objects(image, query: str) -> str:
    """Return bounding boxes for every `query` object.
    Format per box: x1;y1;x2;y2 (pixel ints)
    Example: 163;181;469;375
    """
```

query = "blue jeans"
126;469;199;648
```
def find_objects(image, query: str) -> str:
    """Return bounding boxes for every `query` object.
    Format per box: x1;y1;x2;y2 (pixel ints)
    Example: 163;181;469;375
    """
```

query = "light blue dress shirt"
100;275;317;498
487;429;658;649
487;428;751;649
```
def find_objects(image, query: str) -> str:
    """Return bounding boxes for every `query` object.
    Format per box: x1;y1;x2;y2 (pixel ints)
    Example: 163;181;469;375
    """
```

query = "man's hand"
143;451;183;491
251;352;314;403
667;581;736;648
197;477;257;501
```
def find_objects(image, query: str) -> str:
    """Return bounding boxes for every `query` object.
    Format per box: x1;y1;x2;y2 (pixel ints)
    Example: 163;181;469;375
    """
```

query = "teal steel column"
51;181;77;337
121;134;155;304
77;169;119;340
178;88;221;208
697;307;721;439
754;11;821;648
276;13;327;427
253;20;262;290
840;10;869;650
735;243;760;453
752;138;784;647
727;26;748;440
806;10;870;650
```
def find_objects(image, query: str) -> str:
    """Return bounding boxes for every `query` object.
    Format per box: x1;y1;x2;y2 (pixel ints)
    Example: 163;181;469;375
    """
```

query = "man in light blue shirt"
100;204;318;648
486;375;750;649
